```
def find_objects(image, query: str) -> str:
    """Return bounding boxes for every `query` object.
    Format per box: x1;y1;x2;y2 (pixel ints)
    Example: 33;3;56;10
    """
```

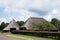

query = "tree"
32;22;54;31
32;23;44;30
51;18;60;30
0;22;9;30
5;23;9;27
0;22;6;30
51;18;58;26
16;21;25;26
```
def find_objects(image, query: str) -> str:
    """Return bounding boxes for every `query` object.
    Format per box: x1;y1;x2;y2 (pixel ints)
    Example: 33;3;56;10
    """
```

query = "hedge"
10;30;60;39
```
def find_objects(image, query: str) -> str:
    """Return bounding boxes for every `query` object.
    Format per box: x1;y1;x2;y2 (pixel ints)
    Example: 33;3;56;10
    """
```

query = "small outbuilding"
3;19;20;32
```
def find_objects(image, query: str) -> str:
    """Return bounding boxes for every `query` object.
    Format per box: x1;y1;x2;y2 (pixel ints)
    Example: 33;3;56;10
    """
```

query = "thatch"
21;17;57;30
3;19;20;31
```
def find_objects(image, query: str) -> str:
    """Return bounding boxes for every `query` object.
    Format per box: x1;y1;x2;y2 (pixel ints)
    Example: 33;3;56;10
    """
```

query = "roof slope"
21;17;57;30
3;19;20;30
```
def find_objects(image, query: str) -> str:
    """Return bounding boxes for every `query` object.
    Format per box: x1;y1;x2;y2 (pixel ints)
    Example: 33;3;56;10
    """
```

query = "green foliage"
16;21;25;26
51;18;58;26
32;22;54;30
5;23;9;27
0;22;9;30
32;23;44;29
11;30;60;40
51;18;60;29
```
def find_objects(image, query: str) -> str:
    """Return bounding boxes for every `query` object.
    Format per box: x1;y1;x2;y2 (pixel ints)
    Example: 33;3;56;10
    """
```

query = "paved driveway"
0;34;17;40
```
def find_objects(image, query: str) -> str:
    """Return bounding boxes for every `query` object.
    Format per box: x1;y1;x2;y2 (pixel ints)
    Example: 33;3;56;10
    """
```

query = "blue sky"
0;0;60;23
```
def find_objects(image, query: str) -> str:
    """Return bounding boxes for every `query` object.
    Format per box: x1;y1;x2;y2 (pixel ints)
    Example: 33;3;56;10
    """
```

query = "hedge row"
11;30;60;40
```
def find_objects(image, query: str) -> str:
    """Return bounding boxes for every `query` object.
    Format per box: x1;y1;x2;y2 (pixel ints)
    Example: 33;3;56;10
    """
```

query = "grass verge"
2;32;55;40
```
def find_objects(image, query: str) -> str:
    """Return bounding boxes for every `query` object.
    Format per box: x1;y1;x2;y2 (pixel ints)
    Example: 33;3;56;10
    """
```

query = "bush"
11;30;60;39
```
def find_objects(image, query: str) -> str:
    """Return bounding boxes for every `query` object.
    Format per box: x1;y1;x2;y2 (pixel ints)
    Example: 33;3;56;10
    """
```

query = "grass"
2;32;56;40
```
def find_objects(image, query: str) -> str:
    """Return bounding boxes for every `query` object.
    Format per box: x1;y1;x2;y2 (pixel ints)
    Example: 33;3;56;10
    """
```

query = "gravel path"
0;34;17;40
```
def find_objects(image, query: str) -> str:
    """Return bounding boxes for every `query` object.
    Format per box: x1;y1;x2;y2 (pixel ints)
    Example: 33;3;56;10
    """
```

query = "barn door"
10;28;16;32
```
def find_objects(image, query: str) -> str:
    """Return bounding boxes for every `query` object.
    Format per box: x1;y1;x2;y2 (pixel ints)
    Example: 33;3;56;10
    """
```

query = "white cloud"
43;9;60;21
0;18;8;24
0;0;60;23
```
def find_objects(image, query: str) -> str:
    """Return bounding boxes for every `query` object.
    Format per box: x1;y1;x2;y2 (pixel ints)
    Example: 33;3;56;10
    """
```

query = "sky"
0;0;60;23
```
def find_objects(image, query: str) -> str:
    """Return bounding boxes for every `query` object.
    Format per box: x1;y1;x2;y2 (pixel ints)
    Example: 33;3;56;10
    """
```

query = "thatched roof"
21;17;57;30
3;19;20;31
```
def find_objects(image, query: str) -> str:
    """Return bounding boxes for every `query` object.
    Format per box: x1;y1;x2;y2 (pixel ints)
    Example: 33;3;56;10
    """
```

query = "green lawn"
2;33;56;40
